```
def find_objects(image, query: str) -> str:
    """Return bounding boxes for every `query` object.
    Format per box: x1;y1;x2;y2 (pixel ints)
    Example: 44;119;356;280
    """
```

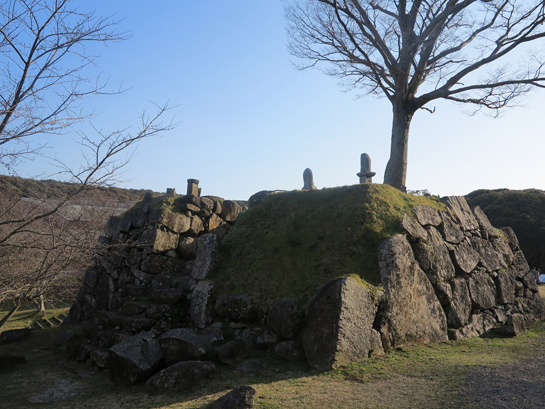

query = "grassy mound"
213;184;444;306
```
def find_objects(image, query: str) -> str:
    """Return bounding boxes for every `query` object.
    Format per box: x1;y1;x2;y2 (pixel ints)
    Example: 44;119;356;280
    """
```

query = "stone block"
190;280;214;329
378;235;448;350
266;298;303;340
109;331;162;385
221;200;242;222
413;205;442;227
145;361;216;394
149;209;191;234
159;328;213;365
191;233;219;280
141;254;187;275
468;271;497;310
302;277;378;371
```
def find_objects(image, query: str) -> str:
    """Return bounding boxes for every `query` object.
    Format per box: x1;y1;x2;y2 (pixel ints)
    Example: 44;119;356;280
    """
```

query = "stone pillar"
302;168;317;191
357;153;376;184
166;188;176;195
187;179;200;196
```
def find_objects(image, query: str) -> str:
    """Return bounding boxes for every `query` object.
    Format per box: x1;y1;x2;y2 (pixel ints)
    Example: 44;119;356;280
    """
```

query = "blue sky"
13;1;545;200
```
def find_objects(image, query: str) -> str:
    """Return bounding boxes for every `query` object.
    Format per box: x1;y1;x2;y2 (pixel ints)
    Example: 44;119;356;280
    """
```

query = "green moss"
213;184;444;307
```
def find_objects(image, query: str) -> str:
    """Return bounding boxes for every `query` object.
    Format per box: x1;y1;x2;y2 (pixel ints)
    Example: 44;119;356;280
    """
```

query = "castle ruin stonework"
67;190;544;390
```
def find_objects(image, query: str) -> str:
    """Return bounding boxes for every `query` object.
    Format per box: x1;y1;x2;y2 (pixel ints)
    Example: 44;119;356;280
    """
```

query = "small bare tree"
0;0;175;328
286;0;545;190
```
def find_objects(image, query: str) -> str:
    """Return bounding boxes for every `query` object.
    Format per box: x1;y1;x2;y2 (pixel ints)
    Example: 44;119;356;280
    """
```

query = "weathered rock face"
301;277;378;371
378;235;448;350
401;195;544;341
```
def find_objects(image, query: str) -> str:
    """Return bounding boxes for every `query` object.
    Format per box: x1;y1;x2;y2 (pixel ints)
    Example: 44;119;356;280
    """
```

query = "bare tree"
0;0;175;327
286;0;545;190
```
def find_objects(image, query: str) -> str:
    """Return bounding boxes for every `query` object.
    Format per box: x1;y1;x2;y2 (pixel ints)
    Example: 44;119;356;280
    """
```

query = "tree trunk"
383;101;415;190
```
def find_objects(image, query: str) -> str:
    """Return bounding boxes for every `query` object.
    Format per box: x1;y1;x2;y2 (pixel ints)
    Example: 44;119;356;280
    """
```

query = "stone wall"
67;192;544;390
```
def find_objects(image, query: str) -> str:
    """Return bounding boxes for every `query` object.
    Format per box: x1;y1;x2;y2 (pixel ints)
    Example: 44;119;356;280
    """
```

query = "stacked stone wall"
66;192;544;390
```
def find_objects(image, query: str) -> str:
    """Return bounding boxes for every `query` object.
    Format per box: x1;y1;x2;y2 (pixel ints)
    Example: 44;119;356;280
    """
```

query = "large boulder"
378;235;448;350
159;328;212;366
301;277;378;371
266;298;304;340
145;361;216;394
109;332;162;385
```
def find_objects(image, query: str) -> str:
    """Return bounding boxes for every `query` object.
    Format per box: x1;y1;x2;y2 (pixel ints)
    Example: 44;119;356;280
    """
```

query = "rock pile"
66;191;544;390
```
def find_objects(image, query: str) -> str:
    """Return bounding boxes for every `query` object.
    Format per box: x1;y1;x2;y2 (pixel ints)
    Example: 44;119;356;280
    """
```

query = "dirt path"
460;354;545;409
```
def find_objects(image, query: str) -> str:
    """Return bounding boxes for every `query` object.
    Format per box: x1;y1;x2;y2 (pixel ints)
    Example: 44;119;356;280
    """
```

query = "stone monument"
357;153;376;184
187;179;200;196
302;168;317;191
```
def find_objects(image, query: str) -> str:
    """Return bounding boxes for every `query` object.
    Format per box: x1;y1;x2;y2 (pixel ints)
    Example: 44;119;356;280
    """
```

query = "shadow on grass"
0;324;320;409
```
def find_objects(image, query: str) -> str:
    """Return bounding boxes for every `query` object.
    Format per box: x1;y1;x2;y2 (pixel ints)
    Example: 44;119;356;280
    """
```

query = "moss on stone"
213;184;444;307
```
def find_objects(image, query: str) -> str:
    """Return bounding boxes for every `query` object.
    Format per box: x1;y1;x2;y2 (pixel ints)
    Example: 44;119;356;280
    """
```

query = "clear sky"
12;1;545;200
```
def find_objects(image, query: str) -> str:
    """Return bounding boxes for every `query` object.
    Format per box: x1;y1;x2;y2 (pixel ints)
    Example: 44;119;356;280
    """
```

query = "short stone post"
357;153;376;184
166;188;176;195
302;168;317;191
187;179;200;196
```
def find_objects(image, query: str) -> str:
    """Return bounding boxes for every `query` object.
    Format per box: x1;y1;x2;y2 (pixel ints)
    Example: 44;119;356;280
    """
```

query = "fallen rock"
211;385;256;409
109;331;162;385
145;361;216;394
498;314;527;337
159;328;212;365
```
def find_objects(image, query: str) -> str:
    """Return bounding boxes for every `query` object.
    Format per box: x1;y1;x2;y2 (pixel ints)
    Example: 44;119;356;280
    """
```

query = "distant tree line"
466;189;545;273
0;175;156;203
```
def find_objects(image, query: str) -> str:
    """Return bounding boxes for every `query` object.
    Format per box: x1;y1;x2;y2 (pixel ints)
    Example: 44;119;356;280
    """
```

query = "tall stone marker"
302;168;317;191
187;179;200;196
357;153;376;184
166;188;176;195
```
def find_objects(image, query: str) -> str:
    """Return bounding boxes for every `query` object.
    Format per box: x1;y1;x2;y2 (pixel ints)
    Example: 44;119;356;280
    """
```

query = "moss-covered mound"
214;184;444;306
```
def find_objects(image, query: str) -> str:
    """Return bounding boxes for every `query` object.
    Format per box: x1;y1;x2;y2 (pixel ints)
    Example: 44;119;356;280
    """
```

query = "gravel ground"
462;354;545;409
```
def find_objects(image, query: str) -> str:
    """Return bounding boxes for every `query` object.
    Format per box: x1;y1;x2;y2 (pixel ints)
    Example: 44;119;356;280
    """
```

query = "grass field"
1;288;544;408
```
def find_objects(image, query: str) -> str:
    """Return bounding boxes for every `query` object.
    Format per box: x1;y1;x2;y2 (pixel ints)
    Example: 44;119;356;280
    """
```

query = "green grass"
213;184;444;306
